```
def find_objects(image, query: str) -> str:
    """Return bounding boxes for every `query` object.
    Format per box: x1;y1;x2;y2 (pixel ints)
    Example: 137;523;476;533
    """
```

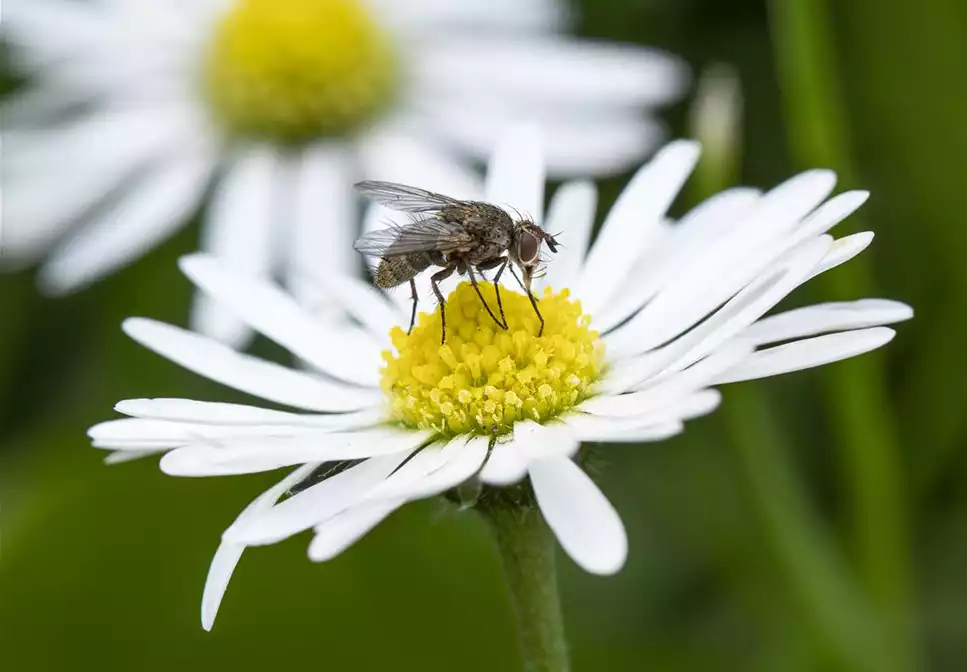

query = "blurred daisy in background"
88;127;912;630
0;0;686;346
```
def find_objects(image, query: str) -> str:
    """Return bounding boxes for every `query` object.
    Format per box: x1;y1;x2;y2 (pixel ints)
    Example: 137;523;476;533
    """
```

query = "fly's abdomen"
375;253;432;288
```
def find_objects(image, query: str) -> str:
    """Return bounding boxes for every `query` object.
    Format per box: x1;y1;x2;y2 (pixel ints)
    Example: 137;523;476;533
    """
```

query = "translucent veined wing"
354;181;467;213
353;219;473;257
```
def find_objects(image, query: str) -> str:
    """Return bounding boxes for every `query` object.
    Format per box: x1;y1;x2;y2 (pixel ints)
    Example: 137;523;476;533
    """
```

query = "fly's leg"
509;265;541;303
509;265;526;293
527;286;545;337
431;265;456;344
407;278;419;335
467;264;507;330
477;257;509;330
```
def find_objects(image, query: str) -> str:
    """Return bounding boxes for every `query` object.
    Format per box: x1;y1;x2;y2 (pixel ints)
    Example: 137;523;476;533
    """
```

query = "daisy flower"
88;127;911;630
0;0;686;346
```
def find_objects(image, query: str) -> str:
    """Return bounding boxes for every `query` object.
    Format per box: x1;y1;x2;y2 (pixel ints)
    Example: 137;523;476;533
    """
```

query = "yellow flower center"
203;0;399;144
381;282;605;437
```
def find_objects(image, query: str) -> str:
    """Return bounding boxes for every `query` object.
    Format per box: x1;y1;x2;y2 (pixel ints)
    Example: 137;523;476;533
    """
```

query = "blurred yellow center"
381;283;605;437
204;0;399;144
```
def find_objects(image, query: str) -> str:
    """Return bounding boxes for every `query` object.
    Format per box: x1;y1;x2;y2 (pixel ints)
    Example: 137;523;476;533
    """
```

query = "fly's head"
511;221;560;291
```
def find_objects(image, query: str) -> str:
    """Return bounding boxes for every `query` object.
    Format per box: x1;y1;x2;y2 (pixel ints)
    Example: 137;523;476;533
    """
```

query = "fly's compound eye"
517;230;542;266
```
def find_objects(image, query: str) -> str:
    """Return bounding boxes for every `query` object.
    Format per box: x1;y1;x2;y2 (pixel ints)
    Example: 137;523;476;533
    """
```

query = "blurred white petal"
416;38;686;109
484;123;545;224
39;144;215;294
285;143;358;316
192;147;282;348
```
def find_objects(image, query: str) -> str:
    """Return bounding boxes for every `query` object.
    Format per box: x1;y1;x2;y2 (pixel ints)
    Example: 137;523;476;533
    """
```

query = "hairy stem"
482;503;569;672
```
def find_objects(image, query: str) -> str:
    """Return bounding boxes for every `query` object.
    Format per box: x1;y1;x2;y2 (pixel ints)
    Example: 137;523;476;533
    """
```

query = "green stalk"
482;503;569;672
725;386;889;671
768;0;916;666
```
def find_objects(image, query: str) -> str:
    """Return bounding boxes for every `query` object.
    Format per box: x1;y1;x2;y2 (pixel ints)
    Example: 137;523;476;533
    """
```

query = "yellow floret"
204;0;398;144
381;282;605;437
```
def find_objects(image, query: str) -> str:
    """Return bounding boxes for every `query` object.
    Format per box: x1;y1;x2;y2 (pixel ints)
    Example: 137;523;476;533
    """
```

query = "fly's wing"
353;218;473;257
354;181;467;214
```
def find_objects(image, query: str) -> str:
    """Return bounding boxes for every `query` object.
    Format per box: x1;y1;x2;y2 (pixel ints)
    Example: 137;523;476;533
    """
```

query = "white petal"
2;105;198;262
793;190;869;239
368;0;565;34
606;171;838;355
92;437;182;451
90;418;298;443
5;0;109;66
285;143;359;316
201;463;317;630
159;428;433;477
113;398;383;429
577;141;700;315
566;389;720;440
563;415;685;444
201;541;246;631
390;435;490;500
529;456;627;575
115;398;356;426
594;188;762;332
225;452;412;545
103;449;167;464
180;255;381;387
511;420;581;462
478;422;578;485
123;318;381;412
423;99;665;178
191;147;281;348
583;345;750;418
364;438;452;500
38;143;215;293
713;328;897;385
484;123;545;225
538;181;596;292
89;412;383;444
626;236;833;383
479;439;528;486
306;273;403;338
415;38;686;109
808;232;874;279
744;299;913;345
307;499;402;562
315;435;487;507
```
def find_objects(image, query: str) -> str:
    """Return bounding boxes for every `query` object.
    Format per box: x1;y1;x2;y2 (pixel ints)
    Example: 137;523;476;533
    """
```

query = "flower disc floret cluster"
381;282;604;436
204;0;399;143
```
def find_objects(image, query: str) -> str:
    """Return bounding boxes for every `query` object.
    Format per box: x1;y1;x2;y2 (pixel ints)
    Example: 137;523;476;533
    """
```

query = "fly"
352;181;560;343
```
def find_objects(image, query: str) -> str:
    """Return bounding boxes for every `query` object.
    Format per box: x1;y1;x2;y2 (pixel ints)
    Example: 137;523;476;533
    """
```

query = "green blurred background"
2;0;965;669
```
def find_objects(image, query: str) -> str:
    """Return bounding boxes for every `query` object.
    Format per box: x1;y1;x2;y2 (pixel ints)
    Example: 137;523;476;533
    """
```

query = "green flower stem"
768;0;916;666
482;503;569;672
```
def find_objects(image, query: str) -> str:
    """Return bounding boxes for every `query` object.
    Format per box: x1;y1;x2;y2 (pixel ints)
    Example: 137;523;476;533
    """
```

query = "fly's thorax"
375;254;432;288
